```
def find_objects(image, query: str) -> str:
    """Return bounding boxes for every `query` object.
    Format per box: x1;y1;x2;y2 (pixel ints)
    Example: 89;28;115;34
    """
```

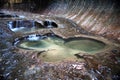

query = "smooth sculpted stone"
15;34;106;62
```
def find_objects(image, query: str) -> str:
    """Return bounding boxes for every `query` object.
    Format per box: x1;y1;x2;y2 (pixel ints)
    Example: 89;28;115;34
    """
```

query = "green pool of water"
17;36;106;62
64;38;105;52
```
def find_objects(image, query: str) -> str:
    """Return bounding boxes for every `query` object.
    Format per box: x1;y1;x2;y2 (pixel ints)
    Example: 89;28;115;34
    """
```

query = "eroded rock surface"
0;0;120;79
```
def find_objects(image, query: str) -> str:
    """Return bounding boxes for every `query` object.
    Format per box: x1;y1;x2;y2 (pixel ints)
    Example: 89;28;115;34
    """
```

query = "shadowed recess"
0;12;18;18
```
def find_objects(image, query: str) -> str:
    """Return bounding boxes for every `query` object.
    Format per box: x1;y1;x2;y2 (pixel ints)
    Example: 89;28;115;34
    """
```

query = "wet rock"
0;75;6;80
0;49;35;80
24;65;40;77
0;12;4;14
34;21;44;28
111;49;120;54
0;14;18;18
74;53;84;58
112;74;120;80
8;20;49;33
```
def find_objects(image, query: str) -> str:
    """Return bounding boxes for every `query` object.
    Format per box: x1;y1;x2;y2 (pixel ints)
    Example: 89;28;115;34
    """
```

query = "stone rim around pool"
13;33;108;62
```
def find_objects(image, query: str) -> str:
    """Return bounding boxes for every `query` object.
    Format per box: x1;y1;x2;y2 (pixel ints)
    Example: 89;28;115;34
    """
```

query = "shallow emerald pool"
64;38;105;52
16;35;106;62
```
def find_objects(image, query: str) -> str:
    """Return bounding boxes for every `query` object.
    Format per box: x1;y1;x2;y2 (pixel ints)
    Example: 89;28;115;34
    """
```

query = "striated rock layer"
41;0;120;43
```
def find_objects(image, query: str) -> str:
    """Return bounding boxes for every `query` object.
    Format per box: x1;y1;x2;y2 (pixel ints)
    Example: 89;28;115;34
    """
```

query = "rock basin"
14;33;107;62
